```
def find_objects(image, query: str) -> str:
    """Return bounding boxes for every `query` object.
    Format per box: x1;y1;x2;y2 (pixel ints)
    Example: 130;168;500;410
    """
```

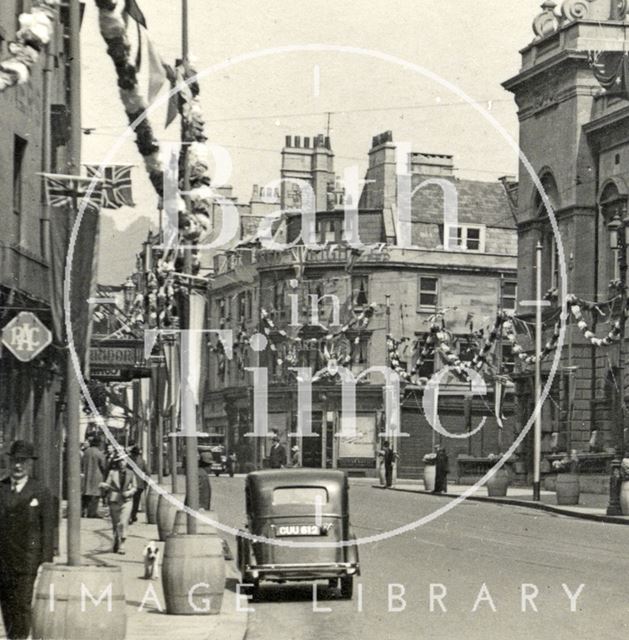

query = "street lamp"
607;212;629;515
123;276;136;314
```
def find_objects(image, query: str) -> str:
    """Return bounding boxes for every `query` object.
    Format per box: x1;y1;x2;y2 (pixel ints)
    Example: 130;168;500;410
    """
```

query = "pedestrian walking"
268;433;287;469
81;436;106;518
185;464;212;511
0;440;55;640
382;440;397;488
100;452;137;554
433;445;449;494
128;445;148;524
291;445;300;467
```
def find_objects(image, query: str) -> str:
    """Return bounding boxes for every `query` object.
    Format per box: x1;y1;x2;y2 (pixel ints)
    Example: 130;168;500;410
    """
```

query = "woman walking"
100;452;137;554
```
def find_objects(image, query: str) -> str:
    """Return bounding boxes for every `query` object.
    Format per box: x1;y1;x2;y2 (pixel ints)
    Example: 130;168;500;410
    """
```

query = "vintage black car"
237;469;360;600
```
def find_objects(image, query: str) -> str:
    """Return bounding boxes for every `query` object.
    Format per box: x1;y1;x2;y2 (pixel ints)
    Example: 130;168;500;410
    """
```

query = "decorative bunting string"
95;0;165;196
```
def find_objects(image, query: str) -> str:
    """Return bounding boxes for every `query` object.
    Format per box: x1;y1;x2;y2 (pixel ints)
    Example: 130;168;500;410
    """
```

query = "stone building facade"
0;1;72;494
503;0;629;471
204;132;518;478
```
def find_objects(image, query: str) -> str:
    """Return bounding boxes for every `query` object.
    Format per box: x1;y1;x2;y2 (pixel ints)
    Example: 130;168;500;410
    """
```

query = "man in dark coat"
128;445;148;524
0;440;55;639
81;436;106;517
382;440;397;488
268;434;287;469
433;446;449;494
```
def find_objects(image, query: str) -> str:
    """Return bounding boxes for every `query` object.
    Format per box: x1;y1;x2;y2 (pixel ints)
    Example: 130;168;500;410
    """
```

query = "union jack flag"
84;164;135;209
42;173;104;212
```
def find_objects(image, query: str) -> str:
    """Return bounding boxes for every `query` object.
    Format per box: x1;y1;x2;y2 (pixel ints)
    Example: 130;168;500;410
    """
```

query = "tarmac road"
211;475;629;640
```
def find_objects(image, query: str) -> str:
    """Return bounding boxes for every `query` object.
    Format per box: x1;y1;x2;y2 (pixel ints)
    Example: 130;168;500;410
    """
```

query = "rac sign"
2;312;52;363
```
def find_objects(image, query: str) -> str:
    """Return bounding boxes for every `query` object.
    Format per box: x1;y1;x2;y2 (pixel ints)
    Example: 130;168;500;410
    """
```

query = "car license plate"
276;524;322;537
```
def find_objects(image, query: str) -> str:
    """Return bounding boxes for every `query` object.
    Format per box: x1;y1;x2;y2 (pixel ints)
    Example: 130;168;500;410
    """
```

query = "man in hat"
100;450;136;554
0;440;54;639
268;432;287;469
81;435;106;518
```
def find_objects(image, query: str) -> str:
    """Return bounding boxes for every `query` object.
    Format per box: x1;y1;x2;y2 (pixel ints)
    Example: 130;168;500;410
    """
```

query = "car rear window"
272;487;328;505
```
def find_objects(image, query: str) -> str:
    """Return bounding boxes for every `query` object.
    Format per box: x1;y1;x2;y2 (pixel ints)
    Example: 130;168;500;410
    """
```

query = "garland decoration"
386;335;411;381
566;293;623;346
95;0;165;196
175;62;214;272
0;1;60;92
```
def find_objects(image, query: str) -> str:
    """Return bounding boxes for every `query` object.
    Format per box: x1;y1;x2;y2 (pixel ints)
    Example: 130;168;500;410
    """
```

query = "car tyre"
340;576;353;600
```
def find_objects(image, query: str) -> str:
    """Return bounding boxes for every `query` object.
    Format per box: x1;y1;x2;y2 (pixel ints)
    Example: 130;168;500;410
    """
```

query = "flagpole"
181;0;200;534
66;0;82;567
533;242;543;501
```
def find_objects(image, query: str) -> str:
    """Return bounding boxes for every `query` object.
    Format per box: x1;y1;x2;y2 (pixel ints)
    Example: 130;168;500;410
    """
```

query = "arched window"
600;182;627;284
534;172;561;293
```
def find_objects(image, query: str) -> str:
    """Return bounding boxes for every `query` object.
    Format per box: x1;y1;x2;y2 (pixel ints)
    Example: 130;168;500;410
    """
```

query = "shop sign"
1;312;52;362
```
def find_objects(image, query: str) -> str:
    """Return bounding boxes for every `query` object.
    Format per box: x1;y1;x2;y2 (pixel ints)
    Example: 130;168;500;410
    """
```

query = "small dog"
143;541;160;580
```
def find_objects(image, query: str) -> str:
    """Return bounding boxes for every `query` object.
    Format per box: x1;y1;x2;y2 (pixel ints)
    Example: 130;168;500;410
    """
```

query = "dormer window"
441;224;486;252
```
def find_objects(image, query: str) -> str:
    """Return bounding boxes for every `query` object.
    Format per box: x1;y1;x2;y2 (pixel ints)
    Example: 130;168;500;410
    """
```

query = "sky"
81;0;543;283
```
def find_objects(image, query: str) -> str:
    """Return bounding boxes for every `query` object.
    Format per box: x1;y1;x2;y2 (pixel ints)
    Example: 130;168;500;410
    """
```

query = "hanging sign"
1;312;52;362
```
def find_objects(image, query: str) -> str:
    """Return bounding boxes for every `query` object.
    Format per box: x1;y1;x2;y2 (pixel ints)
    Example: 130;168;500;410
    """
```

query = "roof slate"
410;174;516;229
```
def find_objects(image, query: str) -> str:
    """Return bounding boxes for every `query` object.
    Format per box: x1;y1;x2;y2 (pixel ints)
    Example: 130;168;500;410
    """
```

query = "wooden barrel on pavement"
162;534;225;615
146;485;160;524
157;493;184;541
556;473;580;505
31;563;126;640
172;509;219;536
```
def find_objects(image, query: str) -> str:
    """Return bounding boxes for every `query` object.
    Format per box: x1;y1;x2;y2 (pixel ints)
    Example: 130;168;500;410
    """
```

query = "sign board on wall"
338;414;376;459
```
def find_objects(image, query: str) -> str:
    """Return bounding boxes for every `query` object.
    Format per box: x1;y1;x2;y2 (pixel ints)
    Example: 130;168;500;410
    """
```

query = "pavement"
55;516;248;640
0;477;249;640
375;478;629;524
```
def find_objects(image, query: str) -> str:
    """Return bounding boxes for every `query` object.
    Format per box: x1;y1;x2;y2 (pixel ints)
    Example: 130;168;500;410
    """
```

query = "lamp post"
123;276;136;315
607;213;628;515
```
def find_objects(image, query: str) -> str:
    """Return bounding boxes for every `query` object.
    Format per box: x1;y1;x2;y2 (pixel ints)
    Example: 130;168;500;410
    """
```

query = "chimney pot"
304;137;310;148
285;136;292;147
295;136;301;147
325;136;331;149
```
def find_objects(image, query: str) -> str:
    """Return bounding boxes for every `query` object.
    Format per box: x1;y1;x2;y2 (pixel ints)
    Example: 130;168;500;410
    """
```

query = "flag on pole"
84;165;135;209
590;51;629;99
124;0;147;28
495;378;506;430
42;173;104;370
187;290;207;406
147;36;167;103
43;173;104;212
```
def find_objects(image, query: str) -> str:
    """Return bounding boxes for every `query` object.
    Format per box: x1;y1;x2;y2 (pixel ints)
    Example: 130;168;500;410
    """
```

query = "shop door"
301;411;322;468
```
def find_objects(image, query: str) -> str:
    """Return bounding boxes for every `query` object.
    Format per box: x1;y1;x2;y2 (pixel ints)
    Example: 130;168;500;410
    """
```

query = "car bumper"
246;562;360;582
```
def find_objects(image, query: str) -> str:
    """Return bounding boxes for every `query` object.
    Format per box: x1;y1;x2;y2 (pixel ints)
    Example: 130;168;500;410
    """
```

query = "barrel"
486;468;510;497
172;509;219;536
31;563;126;640
157;493;185;541
162;534;225;615
555;473;580;506
621;480;629;515
423;465;436;491
146;485;160;524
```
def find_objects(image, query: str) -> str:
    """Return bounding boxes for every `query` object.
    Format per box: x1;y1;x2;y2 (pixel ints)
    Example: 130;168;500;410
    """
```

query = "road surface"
210;475;629;640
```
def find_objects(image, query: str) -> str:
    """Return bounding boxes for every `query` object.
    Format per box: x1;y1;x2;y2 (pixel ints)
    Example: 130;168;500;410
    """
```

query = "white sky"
81;0;542;269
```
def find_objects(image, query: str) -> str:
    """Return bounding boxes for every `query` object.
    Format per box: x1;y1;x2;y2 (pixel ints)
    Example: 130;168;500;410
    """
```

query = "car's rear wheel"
214;470;220;476
340;576;353;599
250;578;261;602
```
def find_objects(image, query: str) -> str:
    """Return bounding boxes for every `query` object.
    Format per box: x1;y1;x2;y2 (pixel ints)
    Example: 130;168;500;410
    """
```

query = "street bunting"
1;312;52;363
